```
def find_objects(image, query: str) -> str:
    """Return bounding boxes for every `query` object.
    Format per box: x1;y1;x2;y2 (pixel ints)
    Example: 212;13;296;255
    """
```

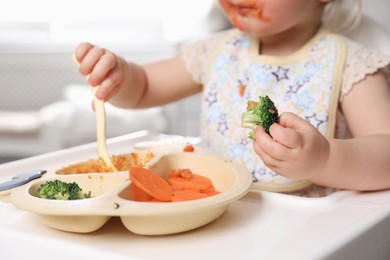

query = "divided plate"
10;144;252;235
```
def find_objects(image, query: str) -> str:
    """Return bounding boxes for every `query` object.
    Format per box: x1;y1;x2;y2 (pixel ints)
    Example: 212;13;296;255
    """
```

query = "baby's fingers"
253;126;291;161
75;42;94;63
252;129;279;168
80;46;106;83
97;64;124;100
89;51;116;88
269;122;303;149
271;112;310;149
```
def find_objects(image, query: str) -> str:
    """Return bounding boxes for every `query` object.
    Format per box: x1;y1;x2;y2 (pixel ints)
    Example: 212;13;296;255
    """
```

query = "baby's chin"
233;16;271;35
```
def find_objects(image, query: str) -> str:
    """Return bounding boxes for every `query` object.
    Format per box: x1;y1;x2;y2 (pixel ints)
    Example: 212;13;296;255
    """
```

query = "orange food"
128;167;219;203
131;183;153;202
168;172;212;190
169;168;193;179
129;167;172;202
173;189;201;195
57;152;154;174
172;191;209;202
200;186;220;196
219;0;271;31
183;144;195;152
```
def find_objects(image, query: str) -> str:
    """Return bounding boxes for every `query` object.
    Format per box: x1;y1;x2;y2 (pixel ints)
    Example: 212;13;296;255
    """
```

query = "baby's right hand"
75;42;127;101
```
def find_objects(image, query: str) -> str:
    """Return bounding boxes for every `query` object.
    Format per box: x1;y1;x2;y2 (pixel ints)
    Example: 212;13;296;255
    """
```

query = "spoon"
72;55;118;172
0;169;47;191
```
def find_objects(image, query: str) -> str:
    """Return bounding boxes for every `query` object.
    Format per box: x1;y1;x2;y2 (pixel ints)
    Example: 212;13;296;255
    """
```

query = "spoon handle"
72;55;117;172
0;169;46;191
91;87;118;172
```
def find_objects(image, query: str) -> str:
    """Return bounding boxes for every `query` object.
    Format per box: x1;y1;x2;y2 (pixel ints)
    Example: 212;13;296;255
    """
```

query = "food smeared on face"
219;0;271;30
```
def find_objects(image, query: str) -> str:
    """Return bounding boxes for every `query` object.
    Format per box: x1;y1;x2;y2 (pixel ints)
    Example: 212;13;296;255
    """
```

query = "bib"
200;28;347;192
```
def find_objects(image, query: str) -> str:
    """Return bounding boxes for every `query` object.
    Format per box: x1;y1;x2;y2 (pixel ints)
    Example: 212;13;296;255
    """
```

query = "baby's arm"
253;71;390;191
75;43;202;109
327;70;390;190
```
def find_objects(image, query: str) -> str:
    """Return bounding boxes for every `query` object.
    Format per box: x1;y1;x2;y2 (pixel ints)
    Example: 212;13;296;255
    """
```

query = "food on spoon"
36;180;92;200
241;95;279;139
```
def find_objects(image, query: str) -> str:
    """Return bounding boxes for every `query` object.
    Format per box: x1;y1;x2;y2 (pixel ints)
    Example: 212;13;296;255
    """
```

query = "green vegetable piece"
241;95;279;139
36;180;92;200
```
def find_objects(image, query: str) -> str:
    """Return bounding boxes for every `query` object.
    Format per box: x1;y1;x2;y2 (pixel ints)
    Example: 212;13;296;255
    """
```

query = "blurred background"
0;0;389;164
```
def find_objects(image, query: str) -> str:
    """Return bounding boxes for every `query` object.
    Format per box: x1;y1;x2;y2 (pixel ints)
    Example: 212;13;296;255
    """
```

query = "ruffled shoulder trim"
342;38;390;100
179;29;235;85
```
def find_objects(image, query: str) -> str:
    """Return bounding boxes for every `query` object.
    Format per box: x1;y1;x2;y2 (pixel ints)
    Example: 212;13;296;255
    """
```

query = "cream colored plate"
10;145;252;235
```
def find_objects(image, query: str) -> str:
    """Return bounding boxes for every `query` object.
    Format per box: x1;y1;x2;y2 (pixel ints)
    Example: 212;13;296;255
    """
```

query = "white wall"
363;0;390;35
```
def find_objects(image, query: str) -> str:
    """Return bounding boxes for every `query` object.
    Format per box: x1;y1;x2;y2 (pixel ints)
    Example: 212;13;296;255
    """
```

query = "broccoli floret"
36;180;92;200
241;95;279;139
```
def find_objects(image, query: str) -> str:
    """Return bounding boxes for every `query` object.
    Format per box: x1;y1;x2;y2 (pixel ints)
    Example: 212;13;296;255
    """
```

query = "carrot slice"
129;167;172;202
168;173;212;190
172;191;209;202
200;186;220;196
205;190;220;196
127;167;219;203
131;183;153;202
173;189;201;195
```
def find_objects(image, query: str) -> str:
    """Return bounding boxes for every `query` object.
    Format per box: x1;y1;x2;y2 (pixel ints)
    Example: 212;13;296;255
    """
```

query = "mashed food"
56;151;155;174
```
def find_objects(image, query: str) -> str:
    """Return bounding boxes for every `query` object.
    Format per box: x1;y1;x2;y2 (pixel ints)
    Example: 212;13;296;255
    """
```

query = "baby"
74;0;390;193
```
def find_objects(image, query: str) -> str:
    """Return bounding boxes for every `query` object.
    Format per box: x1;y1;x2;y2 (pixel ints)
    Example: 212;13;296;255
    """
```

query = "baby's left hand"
253;112;330;180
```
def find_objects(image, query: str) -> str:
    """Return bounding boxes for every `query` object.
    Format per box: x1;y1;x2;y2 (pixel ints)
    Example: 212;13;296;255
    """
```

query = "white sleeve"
179;31;228;85
341;39;390;101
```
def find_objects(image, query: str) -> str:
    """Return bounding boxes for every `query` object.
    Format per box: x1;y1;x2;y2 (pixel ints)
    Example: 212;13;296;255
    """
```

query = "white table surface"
1;131;390;260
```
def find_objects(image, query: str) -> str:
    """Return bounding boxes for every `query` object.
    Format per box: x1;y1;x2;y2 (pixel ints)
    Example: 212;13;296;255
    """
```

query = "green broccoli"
241;95;279;139
36;180;92;200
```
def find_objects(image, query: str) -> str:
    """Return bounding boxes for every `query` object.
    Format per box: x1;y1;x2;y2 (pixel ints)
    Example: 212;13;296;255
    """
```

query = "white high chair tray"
1;131;390;259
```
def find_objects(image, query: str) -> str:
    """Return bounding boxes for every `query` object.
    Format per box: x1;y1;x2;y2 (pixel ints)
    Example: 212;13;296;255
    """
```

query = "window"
0;0;226;44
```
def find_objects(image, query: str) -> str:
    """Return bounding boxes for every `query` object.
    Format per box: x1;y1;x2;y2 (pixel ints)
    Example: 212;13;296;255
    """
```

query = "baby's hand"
75;42;127;101
252;112;330;180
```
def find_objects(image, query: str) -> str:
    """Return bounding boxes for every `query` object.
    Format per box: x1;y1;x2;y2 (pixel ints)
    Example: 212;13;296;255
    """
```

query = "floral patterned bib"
200;28;347;192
